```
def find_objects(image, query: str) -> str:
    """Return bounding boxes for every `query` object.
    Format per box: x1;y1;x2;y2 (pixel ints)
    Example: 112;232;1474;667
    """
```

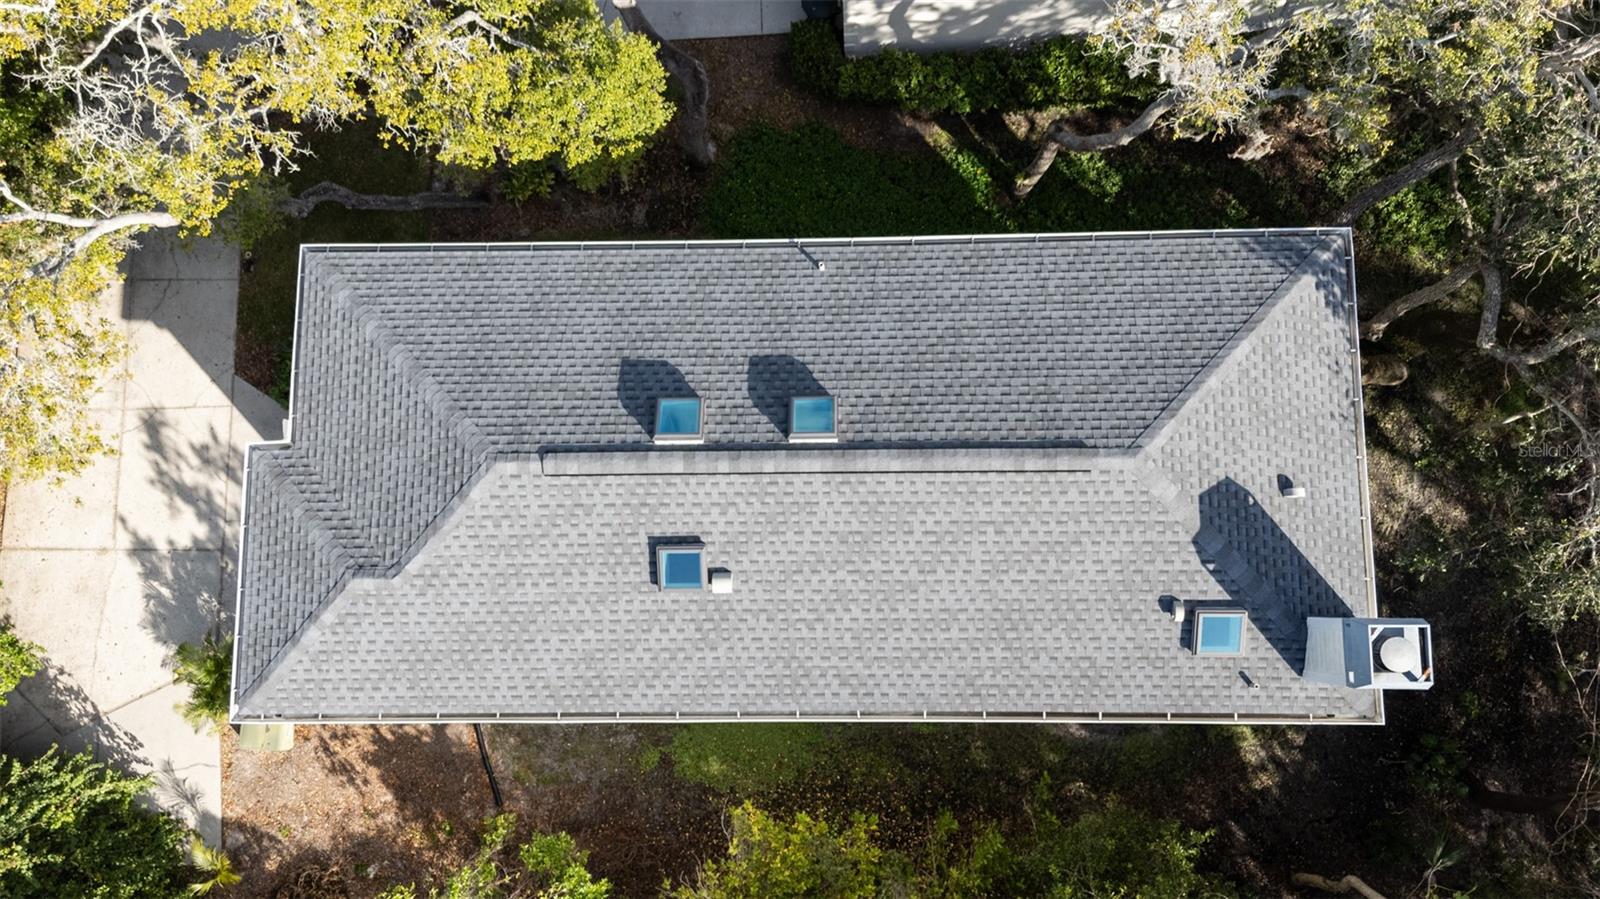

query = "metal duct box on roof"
1303;617;1434;691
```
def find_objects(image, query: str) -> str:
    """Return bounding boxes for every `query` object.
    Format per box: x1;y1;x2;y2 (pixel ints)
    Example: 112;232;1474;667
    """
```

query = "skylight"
655;397;703;443
789;396;837;442
1194;610;1246;656
657;544;705;590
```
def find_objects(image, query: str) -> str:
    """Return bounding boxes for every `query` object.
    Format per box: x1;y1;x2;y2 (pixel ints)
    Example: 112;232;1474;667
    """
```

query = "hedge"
787;20;1152;114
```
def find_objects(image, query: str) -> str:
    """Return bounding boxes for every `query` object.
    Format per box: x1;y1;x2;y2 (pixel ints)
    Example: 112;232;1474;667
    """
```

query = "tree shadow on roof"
1191;477;1353;673
617;359;696;438
747;355;827;438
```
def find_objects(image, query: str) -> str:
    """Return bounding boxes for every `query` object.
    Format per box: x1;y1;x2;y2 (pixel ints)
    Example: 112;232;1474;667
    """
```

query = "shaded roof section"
233;231;1375;722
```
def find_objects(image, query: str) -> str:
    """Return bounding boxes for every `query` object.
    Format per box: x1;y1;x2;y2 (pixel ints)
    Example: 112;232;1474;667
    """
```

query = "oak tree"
0;0;671;481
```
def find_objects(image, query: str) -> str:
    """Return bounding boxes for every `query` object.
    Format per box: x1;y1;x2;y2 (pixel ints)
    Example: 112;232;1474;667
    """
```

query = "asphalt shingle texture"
234;232;1376;721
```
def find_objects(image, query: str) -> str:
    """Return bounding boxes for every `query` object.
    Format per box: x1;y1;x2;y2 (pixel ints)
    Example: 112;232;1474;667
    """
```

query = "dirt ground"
222;725;495;897
481;725;722;896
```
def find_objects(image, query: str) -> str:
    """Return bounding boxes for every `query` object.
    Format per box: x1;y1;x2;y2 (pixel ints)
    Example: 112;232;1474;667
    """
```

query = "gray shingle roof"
232;230;1379;723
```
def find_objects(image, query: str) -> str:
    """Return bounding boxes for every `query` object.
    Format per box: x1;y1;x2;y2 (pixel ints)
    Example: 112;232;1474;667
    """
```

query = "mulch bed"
222;725;494;898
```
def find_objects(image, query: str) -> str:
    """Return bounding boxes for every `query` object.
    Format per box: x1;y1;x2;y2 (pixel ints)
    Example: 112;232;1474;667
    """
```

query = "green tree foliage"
0;626;41;705
0;68;122;482
2;0;671;228
788;21;1147;113
0;0;672;483
671;804;891;899
380;813;611;899
669;799;1224;899
931;803;1221;898
0;749;188;898
172;634;232;735
1294;0;1554;159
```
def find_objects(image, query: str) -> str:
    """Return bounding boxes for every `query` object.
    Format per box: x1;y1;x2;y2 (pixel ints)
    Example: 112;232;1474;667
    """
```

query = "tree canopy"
0;0;671;482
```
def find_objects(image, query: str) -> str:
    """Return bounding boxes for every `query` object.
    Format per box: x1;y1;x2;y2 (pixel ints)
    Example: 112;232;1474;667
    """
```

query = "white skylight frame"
656;543;707;591
1193;609;1248;657
788;395;838;443
654;397;704;445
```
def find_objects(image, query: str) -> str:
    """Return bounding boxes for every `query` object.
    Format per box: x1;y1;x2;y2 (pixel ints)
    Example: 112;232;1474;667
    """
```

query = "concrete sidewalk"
0;230;283;845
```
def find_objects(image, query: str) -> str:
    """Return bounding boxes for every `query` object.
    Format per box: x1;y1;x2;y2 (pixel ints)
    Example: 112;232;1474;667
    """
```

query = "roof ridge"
233;265;498;712
1130;234;1348;454
233;453;359;709
325;272;496;459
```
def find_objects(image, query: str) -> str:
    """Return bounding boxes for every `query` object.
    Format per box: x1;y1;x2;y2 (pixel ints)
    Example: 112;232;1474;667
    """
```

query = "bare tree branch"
1361;261;1483;340
1290;872;1389;899
612;0;714;166
443;10;533;51
277;180;488;218
70;3;157;74
1540;32;1600;78
1333;126;1479;225
1362;261;1600;377
0;179;178;276
1013;96;1177;200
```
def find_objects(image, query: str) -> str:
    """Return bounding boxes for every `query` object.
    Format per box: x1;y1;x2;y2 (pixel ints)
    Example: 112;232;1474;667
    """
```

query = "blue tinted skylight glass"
656;398;701;436
791;397;836;435
1196;612;1245;655
661;550;703;589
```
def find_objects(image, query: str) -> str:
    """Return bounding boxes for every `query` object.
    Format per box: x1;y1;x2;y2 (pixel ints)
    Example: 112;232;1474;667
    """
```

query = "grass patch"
701;122;1007;238
701;120;1304;244
642;723;826;795
1016;141;1304;232
234;121;433;402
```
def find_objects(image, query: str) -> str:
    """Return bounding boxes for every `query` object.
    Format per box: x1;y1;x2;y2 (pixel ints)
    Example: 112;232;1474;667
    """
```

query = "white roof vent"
1377;635;1422;675
709;569;734;594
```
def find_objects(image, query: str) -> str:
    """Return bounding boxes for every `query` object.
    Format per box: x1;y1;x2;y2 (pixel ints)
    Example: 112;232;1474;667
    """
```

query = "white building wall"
599;0;813;40
843;0;1109;56
842;0;1299;57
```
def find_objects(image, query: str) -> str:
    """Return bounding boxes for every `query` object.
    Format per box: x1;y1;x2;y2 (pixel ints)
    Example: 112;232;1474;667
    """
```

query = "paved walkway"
0;231;282;845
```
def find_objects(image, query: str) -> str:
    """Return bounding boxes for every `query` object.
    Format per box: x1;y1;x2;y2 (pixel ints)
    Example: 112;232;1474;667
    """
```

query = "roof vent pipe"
710;569;734;594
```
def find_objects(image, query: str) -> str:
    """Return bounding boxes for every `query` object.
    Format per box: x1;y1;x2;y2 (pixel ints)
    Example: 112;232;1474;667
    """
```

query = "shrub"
669;801;1228;899
788;20;1149;113
503;160;557;203
172;634;231;735
186;835;241;896
671;804;892;899
381;813;611;899
702;122;1005;238
940;800;1223;899
0;626;41;706
0;749;189;898
787;19;847;95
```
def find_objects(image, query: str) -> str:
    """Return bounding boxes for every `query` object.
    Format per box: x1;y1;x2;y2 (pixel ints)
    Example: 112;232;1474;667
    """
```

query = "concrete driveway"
0;230;283;845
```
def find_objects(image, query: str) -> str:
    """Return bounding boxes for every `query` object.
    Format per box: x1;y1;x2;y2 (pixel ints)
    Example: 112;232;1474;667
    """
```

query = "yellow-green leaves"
364;10;670;173
1304;0;1557;156
0;0;671;482
0;234;123;482
1096;0;1309;140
